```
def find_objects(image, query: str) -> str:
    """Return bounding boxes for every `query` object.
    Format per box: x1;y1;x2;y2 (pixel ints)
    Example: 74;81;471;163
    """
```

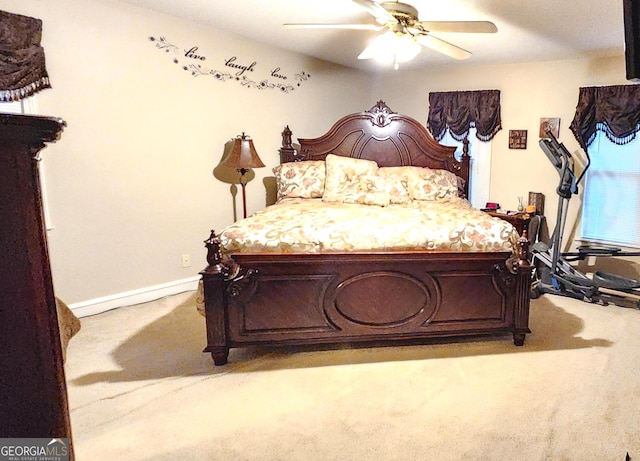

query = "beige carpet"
64;291;640;460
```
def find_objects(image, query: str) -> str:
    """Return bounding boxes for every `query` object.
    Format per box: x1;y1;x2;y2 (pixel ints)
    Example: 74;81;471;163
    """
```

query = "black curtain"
427;90;502;142
0;10;51;102
569;85;640;149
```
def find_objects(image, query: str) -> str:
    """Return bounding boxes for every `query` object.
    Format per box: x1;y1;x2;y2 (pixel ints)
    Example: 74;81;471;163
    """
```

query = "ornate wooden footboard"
201;231;531;366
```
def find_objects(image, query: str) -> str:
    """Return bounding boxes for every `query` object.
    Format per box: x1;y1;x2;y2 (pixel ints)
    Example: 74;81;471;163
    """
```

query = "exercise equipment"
529;130;640;309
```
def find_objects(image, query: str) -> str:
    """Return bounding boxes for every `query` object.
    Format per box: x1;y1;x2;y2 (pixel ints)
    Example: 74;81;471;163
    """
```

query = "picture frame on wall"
508;129;528;149
539;117;560;138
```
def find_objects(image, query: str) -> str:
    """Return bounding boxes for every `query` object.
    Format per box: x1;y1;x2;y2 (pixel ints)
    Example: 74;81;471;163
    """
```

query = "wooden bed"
201;101;532;366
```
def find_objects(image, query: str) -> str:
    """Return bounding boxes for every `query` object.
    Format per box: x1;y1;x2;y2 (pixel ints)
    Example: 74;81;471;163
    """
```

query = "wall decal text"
149;36;311;93
224;56;257;76
185;46;206;61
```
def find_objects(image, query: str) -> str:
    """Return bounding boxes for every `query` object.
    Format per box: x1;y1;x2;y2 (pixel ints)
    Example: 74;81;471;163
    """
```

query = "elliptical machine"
529;131;640;309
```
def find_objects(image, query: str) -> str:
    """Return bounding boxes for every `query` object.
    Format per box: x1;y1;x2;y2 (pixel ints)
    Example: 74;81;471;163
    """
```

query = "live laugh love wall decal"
149;36;311;93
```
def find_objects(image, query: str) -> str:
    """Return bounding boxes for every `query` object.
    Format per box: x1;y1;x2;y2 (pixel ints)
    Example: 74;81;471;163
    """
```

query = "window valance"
427;89;502;142
569;85;640;149
0;10;51;102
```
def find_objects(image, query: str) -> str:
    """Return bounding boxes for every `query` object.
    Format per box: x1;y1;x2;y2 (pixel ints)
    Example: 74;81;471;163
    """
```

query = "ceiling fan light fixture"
357;31;421;68
395;33;422;61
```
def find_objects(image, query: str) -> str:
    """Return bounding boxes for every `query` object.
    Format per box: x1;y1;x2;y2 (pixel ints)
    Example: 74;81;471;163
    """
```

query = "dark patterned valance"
0;10;51;102
569;85;640;149
427;89;502;142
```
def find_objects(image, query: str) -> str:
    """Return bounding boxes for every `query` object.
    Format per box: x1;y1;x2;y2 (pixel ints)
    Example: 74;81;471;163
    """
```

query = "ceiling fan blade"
416;34;472;60
351;0;396;22
284;23;384;30
416;21;498;34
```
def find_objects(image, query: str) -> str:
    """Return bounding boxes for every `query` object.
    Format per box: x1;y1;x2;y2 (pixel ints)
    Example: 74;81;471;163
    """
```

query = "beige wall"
2;0;634;304
0;0;372;303
372;55;630;248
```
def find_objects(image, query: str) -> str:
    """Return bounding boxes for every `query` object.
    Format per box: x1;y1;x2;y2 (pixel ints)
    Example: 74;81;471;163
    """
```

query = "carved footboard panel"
201;233;532;366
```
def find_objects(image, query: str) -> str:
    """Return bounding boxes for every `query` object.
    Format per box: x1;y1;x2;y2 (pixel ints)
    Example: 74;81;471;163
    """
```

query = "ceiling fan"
284;0;497;68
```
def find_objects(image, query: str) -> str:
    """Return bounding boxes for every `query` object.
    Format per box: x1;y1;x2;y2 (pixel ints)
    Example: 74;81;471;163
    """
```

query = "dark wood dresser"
0;114;74;456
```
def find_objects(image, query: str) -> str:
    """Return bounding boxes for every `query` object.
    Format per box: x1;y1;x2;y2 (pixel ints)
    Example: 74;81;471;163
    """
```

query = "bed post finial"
203;230;228;275
460;135;471;197
282;125;293;149
279;125;298;163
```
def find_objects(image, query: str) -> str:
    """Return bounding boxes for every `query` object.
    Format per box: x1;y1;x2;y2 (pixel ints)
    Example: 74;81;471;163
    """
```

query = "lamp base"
238;168;249;219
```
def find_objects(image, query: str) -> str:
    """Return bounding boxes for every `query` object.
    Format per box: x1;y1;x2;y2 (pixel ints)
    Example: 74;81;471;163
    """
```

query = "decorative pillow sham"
376;167;412;204
322;154;380;203
322;155;458;204
339;174;391;206
273;160;326;202
408;167;459;201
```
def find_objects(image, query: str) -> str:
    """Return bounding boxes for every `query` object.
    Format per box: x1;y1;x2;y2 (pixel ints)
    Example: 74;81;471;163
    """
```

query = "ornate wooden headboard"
278;101;470;198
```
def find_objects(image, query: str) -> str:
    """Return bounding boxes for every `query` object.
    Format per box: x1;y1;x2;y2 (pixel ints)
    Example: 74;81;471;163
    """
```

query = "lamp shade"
220;133;265;170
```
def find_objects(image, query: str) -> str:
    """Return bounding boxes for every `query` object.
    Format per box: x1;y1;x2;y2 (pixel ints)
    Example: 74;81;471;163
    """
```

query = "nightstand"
486;211;531;237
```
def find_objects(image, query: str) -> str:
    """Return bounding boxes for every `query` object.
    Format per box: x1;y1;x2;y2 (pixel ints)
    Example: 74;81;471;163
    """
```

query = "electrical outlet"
181;254;191;268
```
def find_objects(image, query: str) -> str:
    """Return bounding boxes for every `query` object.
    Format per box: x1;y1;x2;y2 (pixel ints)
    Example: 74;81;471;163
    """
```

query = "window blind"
581;132;640;248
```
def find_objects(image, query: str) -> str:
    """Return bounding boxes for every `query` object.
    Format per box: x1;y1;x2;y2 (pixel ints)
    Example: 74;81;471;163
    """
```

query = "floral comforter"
219;198;519;254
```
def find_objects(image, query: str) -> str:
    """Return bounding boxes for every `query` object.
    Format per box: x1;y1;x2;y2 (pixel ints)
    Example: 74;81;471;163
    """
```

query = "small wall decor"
508;130;527;149
539;117;560;138
528;191;545;215
149;36;311;93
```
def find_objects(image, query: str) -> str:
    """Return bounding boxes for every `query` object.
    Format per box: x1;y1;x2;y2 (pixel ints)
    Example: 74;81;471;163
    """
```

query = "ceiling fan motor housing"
380;2;419;24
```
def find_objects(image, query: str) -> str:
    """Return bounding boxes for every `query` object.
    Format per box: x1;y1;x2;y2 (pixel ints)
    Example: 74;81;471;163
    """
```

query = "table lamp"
220;132;265;218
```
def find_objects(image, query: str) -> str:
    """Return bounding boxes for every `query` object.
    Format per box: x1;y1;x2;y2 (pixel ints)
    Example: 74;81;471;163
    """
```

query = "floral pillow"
339;174;391;206
273;160;326;202
407;167;459;201
322;154;380;203
376;167;413;204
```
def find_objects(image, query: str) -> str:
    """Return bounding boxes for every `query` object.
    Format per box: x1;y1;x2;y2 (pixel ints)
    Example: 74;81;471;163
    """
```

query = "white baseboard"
69;276;201;318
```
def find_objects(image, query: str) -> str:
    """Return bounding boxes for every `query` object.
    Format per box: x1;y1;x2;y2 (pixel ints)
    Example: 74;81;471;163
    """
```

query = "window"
580;132;640;248
439;128;492;209
427;89;502;209
0;98;38;115
0;100;24;114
